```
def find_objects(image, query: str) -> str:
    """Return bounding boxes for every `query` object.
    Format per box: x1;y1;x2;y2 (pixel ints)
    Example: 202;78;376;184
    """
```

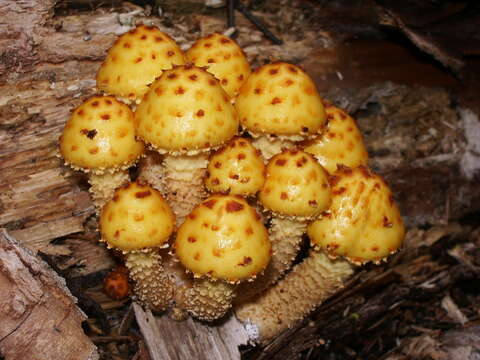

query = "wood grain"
0;229;98;360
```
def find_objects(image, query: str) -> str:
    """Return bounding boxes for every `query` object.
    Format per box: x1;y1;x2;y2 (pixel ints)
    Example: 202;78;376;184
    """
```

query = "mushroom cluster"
59;24;405;342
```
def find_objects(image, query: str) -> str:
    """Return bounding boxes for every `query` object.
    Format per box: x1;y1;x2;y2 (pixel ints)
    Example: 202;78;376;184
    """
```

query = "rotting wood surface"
2;0;480;359
0;229;98;360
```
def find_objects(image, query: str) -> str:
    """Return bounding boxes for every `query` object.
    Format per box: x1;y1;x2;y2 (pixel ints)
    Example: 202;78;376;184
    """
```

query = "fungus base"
177;278;236;322
126;249;174;312
235;251;354;342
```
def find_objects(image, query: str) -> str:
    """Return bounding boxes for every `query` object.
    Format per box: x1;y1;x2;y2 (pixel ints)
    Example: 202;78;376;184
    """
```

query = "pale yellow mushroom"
174;195;271;321
186;33;251;99
235;62;326;160
99;181;176;312
236;166;405;341
304;101;369;174
204;137;266;197
235;149;331;304
59;95;144;210
135;64;239;224
96;24;185;104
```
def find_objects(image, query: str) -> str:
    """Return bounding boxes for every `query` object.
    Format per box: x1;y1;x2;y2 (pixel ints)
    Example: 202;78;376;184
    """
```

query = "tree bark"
0;229;98;360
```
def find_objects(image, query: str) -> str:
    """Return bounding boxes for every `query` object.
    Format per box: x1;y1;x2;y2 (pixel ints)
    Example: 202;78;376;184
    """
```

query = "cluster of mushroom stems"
59;24;405;342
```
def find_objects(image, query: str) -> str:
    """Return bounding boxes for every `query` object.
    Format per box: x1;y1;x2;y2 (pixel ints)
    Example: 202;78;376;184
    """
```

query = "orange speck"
175;86;185;95
203;199;217;209
271;97;282;105
275;158;287;166
238;256;252;266
135;190;151;198
226;200;244;212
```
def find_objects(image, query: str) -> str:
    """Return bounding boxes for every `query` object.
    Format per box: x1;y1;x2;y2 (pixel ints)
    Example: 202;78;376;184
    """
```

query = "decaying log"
0;229;98;360
375;6;465;75
242;224;480;359
0;0;161;258
134;304;250;360
385;325;480;360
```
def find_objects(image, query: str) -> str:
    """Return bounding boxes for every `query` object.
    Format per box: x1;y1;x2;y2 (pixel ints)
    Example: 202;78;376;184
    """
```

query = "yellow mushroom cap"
205;137;266;196
100;181;175;251
59;96;144;173
136;65;239;154
304;101;369;174
96;25;185;102
186;33;251;98
259;149;331;219
307;166;405;265
175;195;271;282
235;62;326;139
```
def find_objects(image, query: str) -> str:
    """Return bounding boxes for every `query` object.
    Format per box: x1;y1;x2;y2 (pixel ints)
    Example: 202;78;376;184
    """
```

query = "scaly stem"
235;251;354;342
235;217;305;304
176;278;236;322
137;150;165;193
162;154;208;225
125;249;174;312
251;136;295;161
88;170;129;212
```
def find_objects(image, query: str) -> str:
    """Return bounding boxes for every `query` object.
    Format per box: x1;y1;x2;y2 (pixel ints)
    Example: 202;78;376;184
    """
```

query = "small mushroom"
96;24;185;104
103;265;131;300
235;62;327;159
235;149;331;304
303;100;369;173
186;33;251;99
235;166;405;341
99;181;176;312
204;137;266;197
174;194;271;321
59;95;144;209
135;64;239;224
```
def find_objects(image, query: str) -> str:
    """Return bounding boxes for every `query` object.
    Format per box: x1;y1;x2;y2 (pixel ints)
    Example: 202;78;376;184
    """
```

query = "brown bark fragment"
0;229;98;360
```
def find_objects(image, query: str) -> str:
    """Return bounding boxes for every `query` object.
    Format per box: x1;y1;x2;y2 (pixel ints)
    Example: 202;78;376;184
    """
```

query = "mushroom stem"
162;253;194;320
125;249;175;312
137;150;165;193
235;250;354;342
177;278;236;322
88;170;130;211
162;153;208;225
235;217;305;304
251;136;295;161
